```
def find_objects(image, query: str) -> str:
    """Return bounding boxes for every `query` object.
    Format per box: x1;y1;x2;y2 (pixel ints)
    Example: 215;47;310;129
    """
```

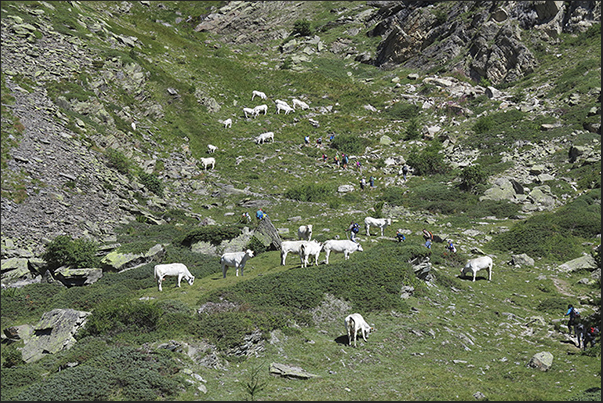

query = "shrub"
179;226;242;247
406;143;449;176
42;235;101;271
138;172;164;197
329;134;372;155
385;102;420;120
247;235;269;255
460;164;488;192
104;148;130;176
80;298;163;337
284;183;333;202
472;115;494;134
292;19;312;37
405;117;421;140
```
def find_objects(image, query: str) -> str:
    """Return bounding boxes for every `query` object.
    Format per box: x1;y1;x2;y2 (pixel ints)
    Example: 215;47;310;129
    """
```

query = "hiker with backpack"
582;325;599;350
396;229;406;242
345;220;360;243
564;304;580;336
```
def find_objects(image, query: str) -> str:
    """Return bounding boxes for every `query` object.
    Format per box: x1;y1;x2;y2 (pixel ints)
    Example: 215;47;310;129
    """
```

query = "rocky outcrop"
19;308;91;363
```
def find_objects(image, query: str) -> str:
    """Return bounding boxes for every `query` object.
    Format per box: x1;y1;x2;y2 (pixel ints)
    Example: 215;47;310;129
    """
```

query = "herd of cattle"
151;89;496;346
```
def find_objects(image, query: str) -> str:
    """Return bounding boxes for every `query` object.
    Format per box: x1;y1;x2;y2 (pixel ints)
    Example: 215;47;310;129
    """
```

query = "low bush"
284;183;333;202
80;298;163;337
179;226;242;247
138;172;164;197
406;142;449;176
104;148;130;176
329;134;372;155
42;235;101;271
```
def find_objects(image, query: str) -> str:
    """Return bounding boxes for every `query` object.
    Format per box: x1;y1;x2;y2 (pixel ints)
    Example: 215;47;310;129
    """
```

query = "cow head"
356;243;364;252
246;249;255;258
186;275;195;286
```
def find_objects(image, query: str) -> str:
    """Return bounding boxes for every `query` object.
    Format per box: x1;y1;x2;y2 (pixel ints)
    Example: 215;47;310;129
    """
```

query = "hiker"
369;176;375;189
360;177;366;191
582;326;599;350
425;239;432;249
396;229;406;242
316;137;322;146
256;209;265;221
329;134;335;141
422;229;434;242
446;240;456;253
402;164;409;182
322;153;328;162
304;135;310;145
342;153;349;169
345;220;360;242
241;212;251;223
564;304;580;336
334;154;340;167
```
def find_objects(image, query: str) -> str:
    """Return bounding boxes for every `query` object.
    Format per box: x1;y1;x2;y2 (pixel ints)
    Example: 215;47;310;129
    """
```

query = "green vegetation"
0;1;600;401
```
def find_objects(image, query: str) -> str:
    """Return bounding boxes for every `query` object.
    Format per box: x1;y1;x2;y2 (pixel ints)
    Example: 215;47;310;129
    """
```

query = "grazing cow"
253;104;268;115
345;313;374;347
274;99;290;107
207;144;217;154
255;131;274;144
297;224;313;241
276;103;294;115
154;263;195;292
323;239;363;264
223;118;232;128
252;90;267;100
292;98;309;110
280;240;308;266
460;256;493;282
300;240;322;268
220;249;254;278
364;217;392;236
200;157;215;170
243;107;258;119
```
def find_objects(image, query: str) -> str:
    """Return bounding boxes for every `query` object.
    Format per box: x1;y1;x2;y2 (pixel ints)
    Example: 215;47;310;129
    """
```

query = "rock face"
20;308;92;363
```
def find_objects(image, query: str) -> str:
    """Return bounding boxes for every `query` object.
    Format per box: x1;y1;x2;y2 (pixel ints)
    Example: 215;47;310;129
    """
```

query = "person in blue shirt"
396;229;406;242
256;209;264;220
564;304;579;335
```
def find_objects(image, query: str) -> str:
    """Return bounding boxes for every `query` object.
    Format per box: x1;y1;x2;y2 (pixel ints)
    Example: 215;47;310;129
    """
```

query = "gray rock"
527;351;553;371
269;362;320;379
21;308;92;363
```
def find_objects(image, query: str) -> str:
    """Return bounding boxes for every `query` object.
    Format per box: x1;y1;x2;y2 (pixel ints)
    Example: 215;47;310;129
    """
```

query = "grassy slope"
0;1;600;401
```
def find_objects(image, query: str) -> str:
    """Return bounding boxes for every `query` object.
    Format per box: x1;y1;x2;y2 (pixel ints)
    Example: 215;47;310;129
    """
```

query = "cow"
252;90;267;100
220;249;254;278
153;263;195;292
364;217;392;236
223;118;232;128
200;157;215;170
297;224;313;241
255;131;274;144
322;239;363;264
207;144;217;153
280;240;307;266
345;313;374;347
460;256;493;282
300;240;322;268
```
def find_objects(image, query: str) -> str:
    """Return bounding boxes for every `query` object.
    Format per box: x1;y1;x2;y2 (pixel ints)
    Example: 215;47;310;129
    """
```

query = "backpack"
351;223;360;233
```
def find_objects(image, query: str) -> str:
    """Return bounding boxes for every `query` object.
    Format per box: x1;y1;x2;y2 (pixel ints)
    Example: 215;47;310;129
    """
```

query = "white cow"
221;249;255;278
276;103;294;115
207;144;217;154
223;118;232;128
252;90;267;100
280;240;308;266
153;263;195;292
297;224;313;241
323;239;363;264
243;107;258;119
292;98;309;110
200;157;215;170
253;104;268;115
274;99;289;107
461;256;493;282
364;217;392;237
300;240;322;268
255;131;274;144
345;313;374;348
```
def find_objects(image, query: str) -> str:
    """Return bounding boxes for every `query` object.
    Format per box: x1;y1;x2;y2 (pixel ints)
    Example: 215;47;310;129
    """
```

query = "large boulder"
101;243;165;272
527;351;553;371
21;309;91;363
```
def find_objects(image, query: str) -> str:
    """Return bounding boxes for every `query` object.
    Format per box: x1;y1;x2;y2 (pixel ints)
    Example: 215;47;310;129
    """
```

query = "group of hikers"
564;304;599;350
